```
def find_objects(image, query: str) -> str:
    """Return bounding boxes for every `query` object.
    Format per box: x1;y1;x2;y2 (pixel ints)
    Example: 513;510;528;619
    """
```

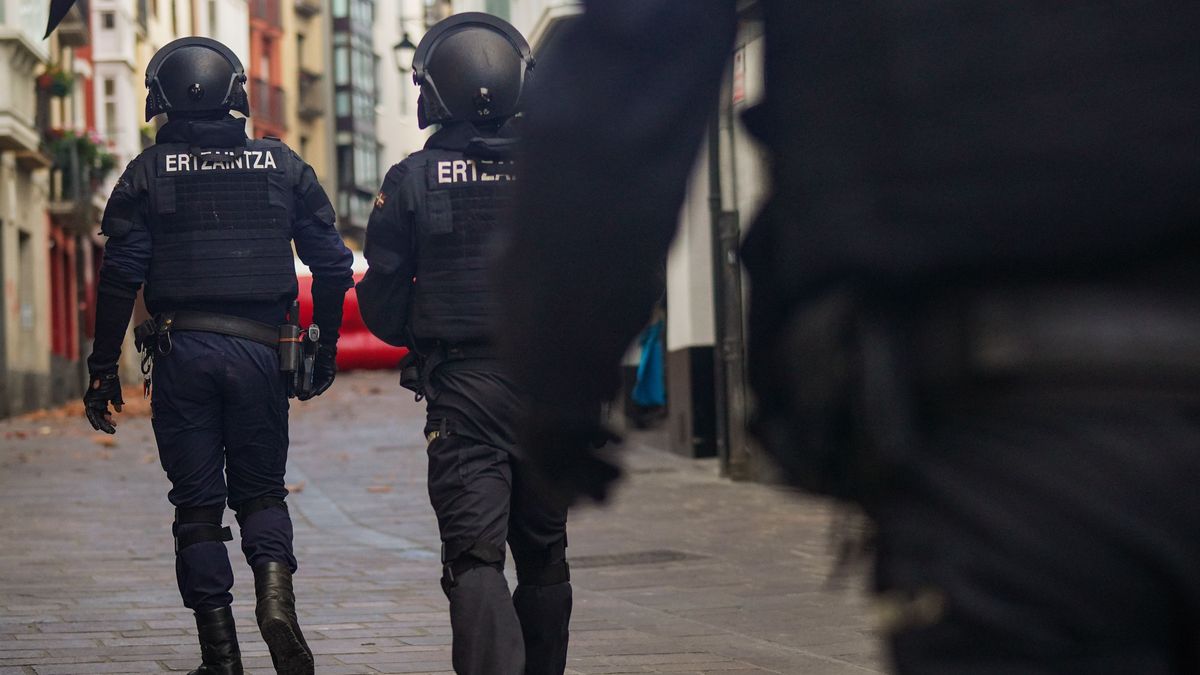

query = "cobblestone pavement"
0;371;883;674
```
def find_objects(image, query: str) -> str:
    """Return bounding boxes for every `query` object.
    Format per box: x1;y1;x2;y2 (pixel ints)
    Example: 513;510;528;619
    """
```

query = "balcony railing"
46;131;113;233
295;0;321;18
251;0;282;25
250;78;287;130
298;72;325;120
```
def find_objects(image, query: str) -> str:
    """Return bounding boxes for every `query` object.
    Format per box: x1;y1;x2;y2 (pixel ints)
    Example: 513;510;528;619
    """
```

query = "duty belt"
163;311;279;348
915;286;1200;387
165;303;320;400
412;341;499;361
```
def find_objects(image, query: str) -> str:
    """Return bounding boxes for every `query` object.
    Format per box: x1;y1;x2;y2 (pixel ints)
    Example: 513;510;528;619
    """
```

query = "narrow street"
0;372;882;674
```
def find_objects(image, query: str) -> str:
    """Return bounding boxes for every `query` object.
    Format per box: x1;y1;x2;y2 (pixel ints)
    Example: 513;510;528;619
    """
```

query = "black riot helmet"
412;12;534;129
144;36;250;121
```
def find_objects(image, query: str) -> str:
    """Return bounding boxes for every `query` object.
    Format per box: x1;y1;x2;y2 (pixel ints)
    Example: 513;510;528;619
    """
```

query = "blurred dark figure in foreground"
499;1;1200;671
357;13;572;674
84;37;352;674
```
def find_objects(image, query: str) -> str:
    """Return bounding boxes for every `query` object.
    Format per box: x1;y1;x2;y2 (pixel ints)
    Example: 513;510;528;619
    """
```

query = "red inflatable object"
295;255;407;371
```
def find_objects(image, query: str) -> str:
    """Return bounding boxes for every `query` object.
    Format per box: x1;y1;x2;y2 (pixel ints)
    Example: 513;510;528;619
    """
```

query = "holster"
401;344;451;402
133;318;159;354
399;351;426;400
399;343;494;403
133;315;177;397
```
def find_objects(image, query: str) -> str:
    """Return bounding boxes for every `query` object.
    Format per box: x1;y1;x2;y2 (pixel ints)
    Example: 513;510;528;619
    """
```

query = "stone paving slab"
0;372;883;674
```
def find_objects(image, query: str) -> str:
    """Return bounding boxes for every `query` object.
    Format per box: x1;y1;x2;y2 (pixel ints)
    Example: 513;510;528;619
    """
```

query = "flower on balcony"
37;66;77;98
46;129;119;188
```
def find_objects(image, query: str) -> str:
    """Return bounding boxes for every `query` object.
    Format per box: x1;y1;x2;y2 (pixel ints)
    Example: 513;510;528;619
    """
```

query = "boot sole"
260;618;314;675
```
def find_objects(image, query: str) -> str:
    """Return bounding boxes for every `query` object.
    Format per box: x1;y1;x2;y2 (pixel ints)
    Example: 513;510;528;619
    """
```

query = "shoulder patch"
374;192;388;210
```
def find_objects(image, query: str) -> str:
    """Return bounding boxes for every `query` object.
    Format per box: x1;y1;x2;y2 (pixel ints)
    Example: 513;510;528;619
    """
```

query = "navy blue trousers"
151;331;296;612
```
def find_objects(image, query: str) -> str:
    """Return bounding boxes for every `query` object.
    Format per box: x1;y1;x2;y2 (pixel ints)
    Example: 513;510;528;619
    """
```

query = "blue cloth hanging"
632;320;666;407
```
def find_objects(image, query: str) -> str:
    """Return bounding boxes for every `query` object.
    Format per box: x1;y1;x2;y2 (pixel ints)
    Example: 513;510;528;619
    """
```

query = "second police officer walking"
356;14;573;675
82;37;354;675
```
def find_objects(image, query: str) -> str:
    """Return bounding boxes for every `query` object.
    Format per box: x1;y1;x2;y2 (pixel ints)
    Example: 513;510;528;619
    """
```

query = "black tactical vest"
406;148;517;344
143;138;297;310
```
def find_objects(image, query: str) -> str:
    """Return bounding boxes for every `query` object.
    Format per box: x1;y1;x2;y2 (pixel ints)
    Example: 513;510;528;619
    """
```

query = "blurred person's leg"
509;460;572;675
427;427;525;674
874;394;1200;674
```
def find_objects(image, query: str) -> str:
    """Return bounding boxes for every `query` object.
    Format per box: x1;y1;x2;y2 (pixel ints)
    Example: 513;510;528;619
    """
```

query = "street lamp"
392;32;418;74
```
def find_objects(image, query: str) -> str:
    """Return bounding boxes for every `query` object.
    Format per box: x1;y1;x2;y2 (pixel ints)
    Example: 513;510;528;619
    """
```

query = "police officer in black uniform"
82;37;353;675
356;13;571;675
499;1;1200;673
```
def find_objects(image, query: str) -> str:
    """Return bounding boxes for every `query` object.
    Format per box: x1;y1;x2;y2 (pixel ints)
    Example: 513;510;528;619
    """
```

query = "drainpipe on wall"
0;216;7;419
707;112;730;474
709;55;751;480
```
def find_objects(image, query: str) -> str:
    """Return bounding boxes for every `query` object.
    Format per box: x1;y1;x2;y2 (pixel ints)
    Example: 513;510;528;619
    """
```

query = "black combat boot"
254;561;314;675
188;606;243;675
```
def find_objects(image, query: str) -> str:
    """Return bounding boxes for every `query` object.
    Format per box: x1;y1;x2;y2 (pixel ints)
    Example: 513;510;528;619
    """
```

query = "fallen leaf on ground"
38;426;53;436
367;485;393;494
142;453;157;464
93;435;118;448
286;481;306;494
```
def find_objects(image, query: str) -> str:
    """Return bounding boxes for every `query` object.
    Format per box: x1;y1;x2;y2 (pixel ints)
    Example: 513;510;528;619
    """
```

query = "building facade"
0;0;334;420
44;4;113;408
1;0;121;416
372;0;428;170
330;0;380;241
0;0;53;416
287;0;335;185
249;0;286;140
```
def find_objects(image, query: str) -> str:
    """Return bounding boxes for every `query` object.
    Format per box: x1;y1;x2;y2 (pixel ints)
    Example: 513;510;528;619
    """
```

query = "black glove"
297;345;336;401
84;370;124;434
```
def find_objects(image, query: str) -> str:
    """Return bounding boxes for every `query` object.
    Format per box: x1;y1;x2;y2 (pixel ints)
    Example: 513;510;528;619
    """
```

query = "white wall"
666;152;715;352
374;0;427;167
91;0;140;167
445;0;577;40
93;61;141;164
1;0;51;50
199;0;250;72
0;153;51;377
90;0;136;66
729;27;766;227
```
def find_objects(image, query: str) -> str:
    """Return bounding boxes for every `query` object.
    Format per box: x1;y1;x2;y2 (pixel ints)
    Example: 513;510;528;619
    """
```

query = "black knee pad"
174;505;233;553
232;496;287;526
441;539;506;594
514;540;570;587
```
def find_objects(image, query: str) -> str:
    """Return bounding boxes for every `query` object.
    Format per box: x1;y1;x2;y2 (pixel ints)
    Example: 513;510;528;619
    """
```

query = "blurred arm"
500;1;738;428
